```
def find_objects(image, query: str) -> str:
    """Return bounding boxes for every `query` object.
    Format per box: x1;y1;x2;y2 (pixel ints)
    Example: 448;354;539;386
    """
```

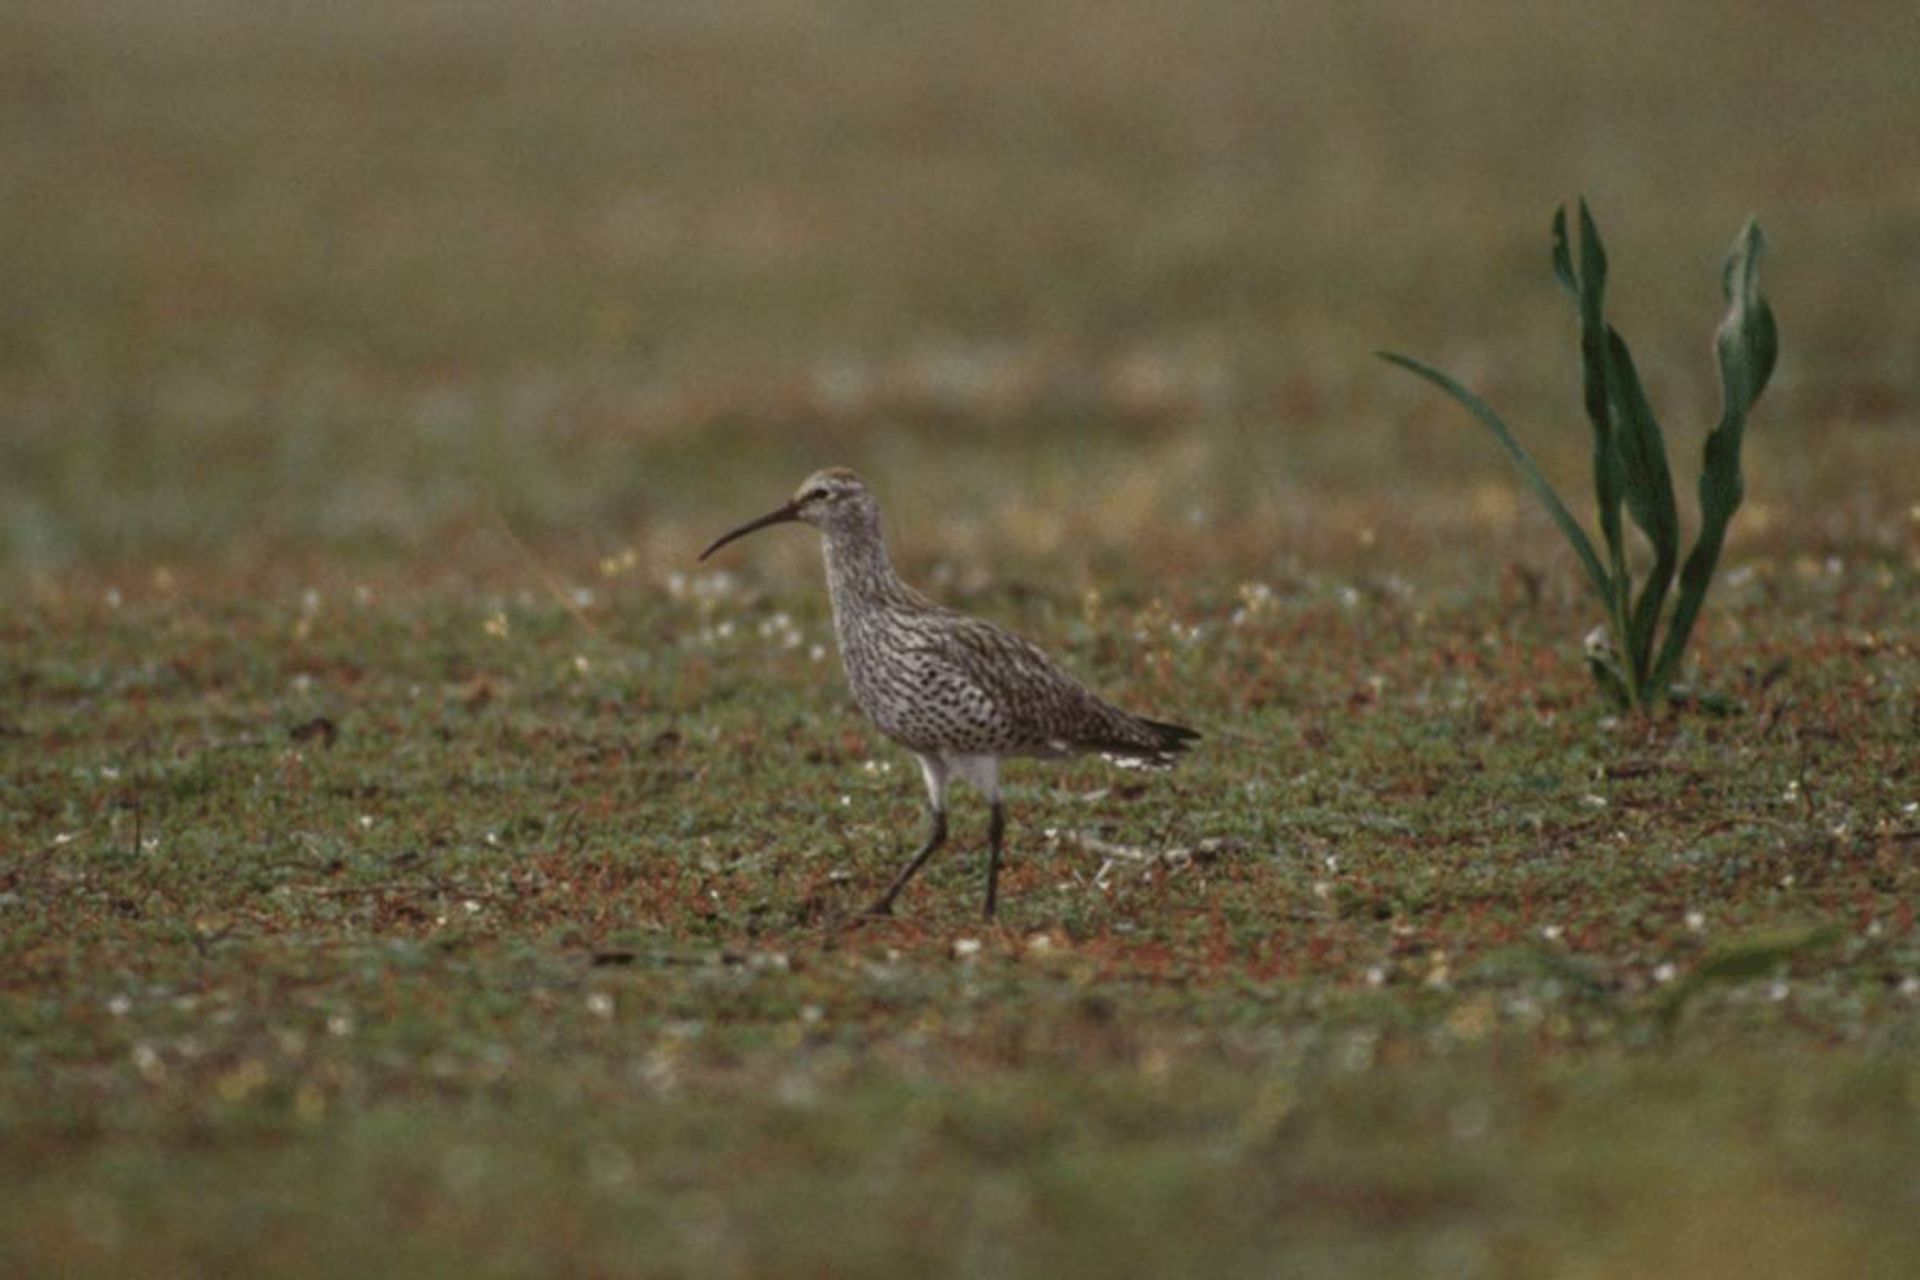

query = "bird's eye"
804;488;829;503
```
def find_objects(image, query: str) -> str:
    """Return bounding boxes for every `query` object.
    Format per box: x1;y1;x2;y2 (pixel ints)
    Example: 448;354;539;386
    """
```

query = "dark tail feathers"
1098;716;1201;770
1140;717;1201;753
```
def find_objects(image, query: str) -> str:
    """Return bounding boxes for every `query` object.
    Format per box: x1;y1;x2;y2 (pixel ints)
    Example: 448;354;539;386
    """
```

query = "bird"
699;467;1199;919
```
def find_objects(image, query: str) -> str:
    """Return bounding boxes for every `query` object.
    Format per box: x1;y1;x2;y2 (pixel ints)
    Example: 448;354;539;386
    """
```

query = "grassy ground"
5;2;1920;1275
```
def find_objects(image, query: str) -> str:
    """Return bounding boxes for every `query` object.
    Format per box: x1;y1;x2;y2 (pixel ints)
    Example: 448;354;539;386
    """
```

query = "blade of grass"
1377;352;1612;604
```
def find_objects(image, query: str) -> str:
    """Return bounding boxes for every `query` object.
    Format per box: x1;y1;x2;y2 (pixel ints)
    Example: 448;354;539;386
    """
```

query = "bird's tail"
1100;716;1201;771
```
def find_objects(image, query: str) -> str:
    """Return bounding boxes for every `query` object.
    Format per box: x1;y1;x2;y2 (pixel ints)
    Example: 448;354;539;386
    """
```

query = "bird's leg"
868;755;950;916
983;799;1006;920
869;807;947;916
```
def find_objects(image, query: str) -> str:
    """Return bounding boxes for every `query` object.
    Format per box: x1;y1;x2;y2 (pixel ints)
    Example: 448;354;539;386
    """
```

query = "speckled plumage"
700;467;1198;918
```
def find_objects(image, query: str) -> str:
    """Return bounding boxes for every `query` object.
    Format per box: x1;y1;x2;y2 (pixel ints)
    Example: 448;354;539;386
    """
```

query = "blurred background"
4;0;1916;590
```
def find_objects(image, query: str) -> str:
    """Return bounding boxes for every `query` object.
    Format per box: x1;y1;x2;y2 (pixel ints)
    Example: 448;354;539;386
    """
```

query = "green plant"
1653;923;1843;1035
1380;202;1778;710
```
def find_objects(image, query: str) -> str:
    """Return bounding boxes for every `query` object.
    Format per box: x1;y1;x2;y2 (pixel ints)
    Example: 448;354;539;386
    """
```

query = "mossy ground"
4;3;1919;1275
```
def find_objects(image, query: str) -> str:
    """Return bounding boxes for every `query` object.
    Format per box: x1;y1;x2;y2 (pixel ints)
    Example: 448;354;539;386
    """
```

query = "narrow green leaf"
1570;201;1633;703
1550;206;1578;299
1604;328;1680;681
1717;219;1779;418
1698;924;1841;980
1655;924;1840;1032
1576;200;1609;317
1573;208;1618;467
1650;219;1777;692
1377;351;1612;604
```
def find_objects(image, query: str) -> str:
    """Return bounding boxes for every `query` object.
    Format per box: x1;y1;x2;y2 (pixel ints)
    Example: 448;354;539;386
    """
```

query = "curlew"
700;467;1199;919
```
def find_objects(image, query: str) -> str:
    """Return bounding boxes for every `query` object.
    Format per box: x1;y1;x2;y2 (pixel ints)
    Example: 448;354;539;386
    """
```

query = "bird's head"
699;467;877;560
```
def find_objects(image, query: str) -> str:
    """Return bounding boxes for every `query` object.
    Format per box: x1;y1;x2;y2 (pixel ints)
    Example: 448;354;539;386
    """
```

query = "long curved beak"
698;501;802;561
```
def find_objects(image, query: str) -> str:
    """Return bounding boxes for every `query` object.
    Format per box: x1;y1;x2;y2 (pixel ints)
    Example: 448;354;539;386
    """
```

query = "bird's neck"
821;521;911;623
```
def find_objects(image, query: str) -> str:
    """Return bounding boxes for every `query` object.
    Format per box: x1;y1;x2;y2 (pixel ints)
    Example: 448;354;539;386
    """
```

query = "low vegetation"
4;3;1918;1275
1382;203;1778;711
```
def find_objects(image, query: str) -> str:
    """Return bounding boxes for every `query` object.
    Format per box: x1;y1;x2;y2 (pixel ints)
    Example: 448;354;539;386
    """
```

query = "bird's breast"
833;615;1010;755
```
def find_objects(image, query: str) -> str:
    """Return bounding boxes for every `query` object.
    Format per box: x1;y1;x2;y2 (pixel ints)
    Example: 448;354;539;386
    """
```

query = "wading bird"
700;468;1199;919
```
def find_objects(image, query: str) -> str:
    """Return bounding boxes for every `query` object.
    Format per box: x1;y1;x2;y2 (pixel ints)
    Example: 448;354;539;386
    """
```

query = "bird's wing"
904;608;1154;754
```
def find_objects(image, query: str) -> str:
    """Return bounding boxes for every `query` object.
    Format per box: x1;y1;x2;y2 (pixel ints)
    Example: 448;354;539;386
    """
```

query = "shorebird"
700;467;1199;919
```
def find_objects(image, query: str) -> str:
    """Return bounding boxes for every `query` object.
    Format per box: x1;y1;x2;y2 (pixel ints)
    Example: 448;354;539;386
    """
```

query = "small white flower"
1653;963;1677;985
1685;910;1706;932
586;992;615;1019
